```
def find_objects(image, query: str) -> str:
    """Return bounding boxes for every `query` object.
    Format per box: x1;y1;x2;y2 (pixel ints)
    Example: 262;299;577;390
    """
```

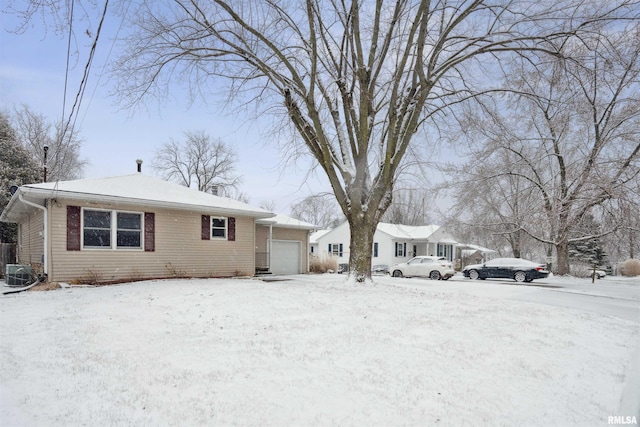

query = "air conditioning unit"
5;264;33;287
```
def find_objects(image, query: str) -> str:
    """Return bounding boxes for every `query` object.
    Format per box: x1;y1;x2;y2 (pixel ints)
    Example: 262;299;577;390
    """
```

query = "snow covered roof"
310;229;331;243
256;213;316;230
1;173;274;222
376;222;441;240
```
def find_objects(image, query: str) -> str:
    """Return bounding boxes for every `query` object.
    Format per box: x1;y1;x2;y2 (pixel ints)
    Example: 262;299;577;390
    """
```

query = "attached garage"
270;240;302;275
255;214;316;275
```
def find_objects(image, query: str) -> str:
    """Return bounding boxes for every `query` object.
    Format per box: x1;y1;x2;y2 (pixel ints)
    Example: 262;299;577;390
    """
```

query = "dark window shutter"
144;212;155;252
339;243;343;257
403;243;407;257
374;242;378;257
328;243;332;254
67;206;81;251
201;215;210;240
228;217;236;241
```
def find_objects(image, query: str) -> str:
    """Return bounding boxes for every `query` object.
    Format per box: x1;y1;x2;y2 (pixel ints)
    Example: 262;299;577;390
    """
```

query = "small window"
84;210;112;248
211;217;227;238
373;242;378;257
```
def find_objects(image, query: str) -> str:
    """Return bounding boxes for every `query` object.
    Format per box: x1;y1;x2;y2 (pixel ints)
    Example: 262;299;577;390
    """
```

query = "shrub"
310;255;338;273
620;259;640;277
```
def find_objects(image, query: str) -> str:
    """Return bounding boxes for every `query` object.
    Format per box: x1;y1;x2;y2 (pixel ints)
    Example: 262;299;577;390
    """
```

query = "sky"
0;6;332;214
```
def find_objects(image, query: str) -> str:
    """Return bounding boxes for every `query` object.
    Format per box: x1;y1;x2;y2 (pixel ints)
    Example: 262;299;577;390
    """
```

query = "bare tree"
446;24;640;275
9;0;635;280
152;130;242;195
12;105;86;181
382;189;433;226
290;194;343;229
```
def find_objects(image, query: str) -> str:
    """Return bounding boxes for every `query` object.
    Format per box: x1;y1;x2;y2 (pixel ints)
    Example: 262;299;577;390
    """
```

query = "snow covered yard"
1;275;638;426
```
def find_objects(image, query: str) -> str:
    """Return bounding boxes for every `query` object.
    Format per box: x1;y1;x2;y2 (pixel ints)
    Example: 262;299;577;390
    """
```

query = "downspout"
269;224;273;272
18;194;48;277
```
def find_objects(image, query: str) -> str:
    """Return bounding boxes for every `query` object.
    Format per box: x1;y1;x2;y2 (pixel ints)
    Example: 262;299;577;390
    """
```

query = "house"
0;173;313;283
312;221;458;268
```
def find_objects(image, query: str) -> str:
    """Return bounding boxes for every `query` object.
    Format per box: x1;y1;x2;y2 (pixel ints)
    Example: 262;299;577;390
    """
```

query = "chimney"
136;159;143;173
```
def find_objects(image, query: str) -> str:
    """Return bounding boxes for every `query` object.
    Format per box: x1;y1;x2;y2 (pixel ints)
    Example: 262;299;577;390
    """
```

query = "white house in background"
312;221;458;268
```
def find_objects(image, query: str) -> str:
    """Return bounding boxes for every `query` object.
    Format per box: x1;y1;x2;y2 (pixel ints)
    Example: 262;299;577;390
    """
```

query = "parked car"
390;256;455;280
592;269;606;279
463;258;549;283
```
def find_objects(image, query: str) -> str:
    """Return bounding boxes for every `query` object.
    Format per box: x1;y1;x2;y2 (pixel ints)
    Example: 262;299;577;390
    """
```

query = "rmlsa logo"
608;416;638;425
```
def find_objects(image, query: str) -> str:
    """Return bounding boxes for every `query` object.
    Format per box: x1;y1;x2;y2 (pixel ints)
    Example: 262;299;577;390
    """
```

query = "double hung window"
83;209;142;249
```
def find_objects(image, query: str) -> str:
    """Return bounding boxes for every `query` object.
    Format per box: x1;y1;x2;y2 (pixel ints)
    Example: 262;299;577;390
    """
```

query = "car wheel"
392;270;403;278
595;273;601;279
468;270;479;280
429;270;441;280
514;271;527;283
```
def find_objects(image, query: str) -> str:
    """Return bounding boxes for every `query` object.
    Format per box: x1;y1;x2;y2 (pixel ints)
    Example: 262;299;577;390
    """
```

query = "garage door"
270;240;301;275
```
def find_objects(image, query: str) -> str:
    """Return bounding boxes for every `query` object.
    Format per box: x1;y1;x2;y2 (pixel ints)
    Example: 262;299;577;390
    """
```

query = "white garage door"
270;240;301;275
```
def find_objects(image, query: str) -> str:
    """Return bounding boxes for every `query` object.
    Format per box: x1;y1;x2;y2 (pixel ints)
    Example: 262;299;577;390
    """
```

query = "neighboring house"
312;221;458;268
457;244;497;269
0;173;311;283
256;214;316;275
309;229;331;258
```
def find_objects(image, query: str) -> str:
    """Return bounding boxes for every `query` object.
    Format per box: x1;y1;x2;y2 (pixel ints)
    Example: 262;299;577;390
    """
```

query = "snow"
18;174;273;217
1;274;638;426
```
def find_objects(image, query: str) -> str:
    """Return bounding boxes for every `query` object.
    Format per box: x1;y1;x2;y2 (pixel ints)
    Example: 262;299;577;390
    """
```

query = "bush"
620;259;640;277
310;255;338;273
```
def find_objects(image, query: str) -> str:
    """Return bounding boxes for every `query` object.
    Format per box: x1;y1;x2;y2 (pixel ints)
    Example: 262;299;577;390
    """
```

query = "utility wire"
61;0;110;144
61;0;75;135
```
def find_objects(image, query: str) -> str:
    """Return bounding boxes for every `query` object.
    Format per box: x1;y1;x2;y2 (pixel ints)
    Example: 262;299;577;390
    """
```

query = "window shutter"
374;242;378;257
201;215;210;240
339;243;343;257
403;243;407;257
228;217;236;241
67;206;81;251
328;243;332;254
144;212;155;252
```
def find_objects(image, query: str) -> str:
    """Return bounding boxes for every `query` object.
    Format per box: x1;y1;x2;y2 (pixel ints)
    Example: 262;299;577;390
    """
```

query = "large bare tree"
446;24;640;274
9;0;636;280
152;130;242;195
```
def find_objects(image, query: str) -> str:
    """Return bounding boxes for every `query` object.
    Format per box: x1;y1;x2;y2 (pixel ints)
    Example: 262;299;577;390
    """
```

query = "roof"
1;173;275;223
310;229;331;243
376;222;441;240
256;213;316;230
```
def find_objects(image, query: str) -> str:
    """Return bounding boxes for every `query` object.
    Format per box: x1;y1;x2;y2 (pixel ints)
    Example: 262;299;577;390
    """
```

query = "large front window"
83;209;142;249
437;243;453;261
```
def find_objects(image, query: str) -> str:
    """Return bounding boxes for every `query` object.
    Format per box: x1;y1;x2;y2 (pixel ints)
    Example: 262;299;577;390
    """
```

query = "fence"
0;243;16;278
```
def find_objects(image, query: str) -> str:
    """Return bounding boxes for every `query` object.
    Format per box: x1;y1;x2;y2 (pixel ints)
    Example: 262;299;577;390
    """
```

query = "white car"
592;269;607;279
390;256;455;280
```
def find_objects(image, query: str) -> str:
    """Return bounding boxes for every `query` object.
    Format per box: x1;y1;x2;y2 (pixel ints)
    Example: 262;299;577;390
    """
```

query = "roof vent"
136;159;143;173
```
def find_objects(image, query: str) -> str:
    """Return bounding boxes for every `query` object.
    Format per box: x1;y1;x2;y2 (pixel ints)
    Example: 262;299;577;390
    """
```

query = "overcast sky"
0;9;335;214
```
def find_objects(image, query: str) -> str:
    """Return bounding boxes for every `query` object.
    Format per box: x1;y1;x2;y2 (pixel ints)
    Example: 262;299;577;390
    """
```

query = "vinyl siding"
48;199;256;282
17;209;44;274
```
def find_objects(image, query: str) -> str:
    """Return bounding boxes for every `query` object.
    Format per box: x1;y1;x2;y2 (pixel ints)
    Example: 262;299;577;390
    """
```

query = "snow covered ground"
1;273;638;426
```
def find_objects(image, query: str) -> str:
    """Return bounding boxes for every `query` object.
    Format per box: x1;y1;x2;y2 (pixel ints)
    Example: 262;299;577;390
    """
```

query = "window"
84;210;112;248
437;243;452;261
373;242;378;257
395;242;406;257
83;209;142;249
117;212;142;248
211;217;227;238
329;243;343;257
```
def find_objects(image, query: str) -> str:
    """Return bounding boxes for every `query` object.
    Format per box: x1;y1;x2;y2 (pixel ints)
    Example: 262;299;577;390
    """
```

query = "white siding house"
312;221;458;268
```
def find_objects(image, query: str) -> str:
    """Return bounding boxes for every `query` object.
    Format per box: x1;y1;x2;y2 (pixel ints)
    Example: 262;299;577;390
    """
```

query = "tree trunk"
556;239;570;275
346;214;379;282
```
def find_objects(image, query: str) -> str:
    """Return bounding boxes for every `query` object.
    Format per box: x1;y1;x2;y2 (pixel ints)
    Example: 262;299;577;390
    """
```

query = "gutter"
18;193;48;276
